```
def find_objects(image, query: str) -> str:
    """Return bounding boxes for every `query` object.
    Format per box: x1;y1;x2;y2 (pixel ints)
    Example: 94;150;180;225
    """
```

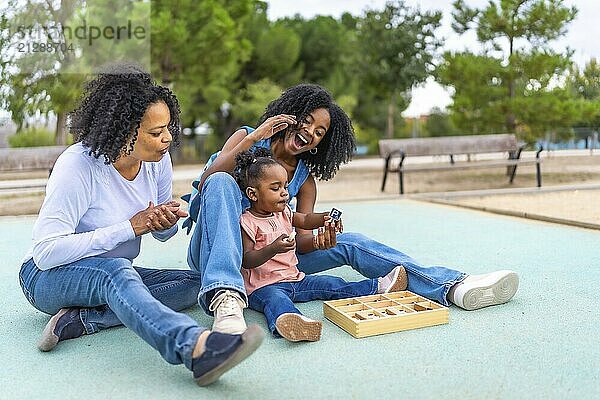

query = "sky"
267;0;600;117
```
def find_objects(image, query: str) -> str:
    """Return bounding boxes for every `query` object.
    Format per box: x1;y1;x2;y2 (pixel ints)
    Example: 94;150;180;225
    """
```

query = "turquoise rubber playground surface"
0;199;598;399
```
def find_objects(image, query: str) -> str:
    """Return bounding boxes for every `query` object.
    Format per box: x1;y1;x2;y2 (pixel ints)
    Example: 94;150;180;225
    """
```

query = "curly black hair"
233;147;279;193
69;63;181;164
257;83;355;181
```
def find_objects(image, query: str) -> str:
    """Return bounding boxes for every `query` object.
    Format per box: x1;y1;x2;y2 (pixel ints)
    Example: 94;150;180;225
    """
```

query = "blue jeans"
296;232;466;306
187;172;247;312
248;275;377;336
187;172;465;309
19;257;205;370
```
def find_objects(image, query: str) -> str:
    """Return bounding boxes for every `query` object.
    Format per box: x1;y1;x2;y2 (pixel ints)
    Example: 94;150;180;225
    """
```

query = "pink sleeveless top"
240;205;304;294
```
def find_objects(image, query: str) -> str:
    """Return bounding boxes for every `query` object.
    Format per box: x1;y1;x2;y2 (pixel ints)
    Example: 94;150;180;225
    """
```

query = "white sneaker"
275;313;322;342
208;290;247;334
377;265;408;294
450;270;519;310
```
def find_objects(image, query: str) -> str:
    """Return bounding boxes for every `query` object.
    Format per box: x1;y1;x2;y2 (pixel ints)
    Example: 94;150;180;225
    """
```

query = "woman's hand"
248;114;297;143
130;201;188;236
147;201;188;232
313;217;343;250
270;233;297;254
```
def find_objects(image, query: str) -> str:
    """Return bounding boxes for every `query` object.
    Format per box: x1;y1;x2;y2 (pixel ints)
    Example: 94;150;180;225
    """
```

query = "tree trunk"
507;73;516;133
386;93;395;139
54;112;67;145
506;100;516;132
506;33;516;133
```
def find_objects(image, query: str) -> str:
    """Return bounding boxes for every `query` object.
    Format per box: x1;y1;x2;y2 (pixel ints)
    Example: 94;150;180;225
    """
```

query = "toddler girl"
234;148;407;342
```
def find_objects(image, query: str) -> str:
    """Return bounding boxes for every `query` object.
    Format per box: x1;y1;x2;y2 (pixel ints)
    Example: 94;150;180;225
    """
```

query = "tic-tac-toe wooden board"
323;291;449;338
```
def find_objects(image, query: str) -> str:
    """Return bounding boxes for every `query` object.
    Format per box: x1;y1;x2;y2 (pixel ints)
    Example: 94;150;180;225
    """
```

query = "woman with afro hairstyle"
18;63;263;386
183;83;519;334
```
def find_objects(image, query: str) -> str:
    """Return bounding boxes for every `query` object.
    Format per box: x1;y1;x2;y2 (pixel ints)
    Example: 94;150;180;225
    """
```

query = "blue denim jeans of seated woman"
19;257;205;370
186;172;466;310
187;172;248;312
296;232;467;306
248;275;377;336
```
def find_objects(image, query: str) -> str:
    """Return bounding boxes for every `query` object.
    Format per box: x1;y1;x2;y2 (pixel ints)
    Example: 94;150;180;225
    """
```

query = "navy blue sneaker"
38;308;85;352
192;324;264;386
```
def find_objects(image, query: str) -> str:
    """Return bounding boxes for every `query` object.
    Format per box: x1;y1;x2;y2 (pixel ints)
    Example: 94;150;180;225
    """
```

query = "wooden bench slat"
390;159;541;173
379;134;518;157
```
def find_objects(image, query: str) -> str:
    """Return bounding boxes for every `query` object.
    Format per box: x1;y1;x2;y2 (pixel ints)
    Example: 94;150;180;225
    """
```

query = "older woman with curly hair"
18;64;263;386
184;83;519;336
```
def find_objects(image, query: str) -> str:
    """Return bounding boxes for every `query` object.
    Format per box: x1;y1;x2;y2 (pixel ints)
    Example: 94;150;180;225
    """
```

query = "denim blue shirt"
181;126;310;232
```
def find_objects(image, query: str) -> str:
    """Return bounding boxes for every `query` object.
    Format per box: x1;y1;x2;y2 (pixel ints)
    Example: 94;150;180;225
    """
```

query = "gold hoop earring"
309;148;318;155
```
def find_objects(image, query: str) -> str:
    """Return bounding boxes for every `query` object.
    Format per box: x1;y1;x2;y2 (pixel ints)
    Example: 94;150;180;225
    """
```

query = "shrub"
8;127;55;147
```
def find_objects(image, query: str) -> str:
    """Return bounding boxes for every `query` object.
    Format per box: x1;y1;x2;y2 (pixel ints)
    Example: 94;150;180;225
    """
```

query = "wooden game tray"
323;291;449;338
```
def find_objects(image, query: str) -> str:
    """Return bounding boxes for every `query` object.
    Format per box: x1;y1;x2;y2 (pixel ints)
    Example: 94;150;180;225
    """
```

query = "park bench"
378;133;542;194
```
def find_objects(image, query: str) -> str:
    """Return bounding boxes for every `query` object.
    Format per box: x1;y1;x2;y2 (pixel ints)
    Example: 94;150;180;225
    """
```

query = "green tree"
233;8;361;137
438;52;507;134
281;15;357;92
443;0;577;142
356;1;442;139
0;0;152;144
150;0;256;135
236;2;302;89
569;59;600;100
230;79;282;126
424;107;458;137
566;59;600;129
217;2;301;137
249;22;302;87
0;0;85;144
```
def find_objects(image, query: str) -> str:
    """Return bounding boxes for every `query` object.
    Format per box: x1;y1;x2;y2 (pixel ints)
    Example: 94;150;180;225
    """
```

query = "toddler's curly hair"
234;148;279;192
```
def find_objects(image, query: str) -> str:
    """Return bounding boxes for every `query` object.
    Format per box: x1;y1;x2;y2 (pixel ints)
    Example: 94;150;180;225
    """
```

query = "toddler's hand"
285;231;296;242
271;233;296;254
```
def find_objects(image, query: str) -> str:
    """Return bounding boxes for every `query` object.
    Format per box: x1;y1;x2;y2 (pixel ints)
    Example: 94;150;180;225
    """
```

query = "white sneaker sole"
211;319;247;335
38;308;69;352
275;313;322;342
458;271;519;311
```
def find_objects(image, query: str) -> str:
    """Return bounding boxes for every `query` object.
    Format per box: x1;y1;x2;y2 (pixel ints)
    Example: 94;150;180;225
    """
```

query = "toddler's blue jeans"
248;274;377;336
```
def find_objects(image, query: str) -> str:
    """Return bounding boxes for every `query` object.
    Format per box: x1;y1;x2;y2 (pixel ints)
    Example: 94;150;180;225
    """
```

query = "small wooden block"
323;290;449;338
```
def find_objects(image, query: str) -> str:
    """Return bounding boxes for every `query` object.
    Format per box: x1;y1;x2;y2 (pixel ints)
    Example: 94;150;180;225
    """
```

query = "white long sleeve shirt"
22;142;177;269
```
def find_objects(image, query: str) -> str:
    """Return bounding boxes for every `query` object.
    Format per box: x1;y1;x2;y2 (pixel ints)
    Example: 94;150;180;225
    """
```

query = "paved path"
3;150;600;229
